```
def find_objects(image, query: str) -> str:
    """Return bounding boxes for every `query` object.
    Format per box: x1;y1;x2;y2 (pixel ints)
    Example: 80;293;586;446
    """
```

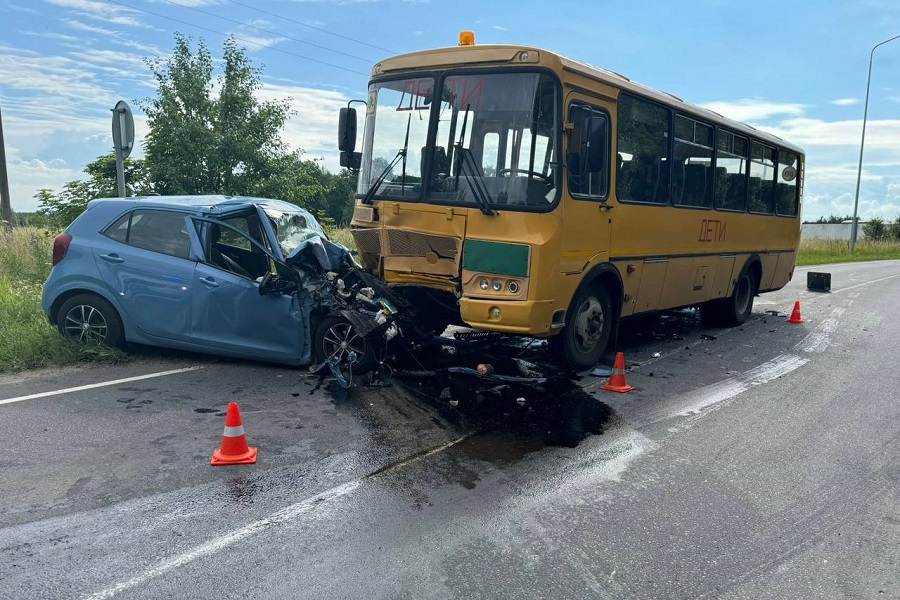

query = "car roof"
86;195;305;214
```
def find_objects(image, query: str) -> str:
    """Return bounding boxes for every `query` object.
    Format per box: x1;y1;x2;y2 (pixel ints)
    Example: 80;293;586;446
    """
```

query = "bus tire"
553;284;613;370
701;270;755;327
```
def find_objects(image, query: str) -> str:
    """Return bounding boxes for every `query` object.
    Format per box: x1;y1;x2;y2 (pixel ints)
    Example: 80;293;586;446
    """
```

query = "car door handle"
199;276;219;288
99;253;124;263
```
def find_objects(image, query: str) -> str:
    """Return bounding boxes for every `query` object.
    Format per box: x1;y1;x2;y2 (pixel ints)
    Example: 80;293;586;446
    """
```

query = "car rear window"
103;209;192;260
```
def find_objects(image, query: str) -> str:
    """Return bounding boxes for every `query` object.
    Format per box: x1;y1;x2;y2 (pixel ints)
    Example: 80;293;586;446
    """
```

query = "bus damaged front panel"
351;202;466;294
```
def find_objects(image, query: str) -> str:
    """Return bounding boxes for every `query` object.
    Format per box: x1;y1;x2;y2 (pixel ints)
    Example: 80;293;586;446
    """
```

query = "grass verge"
0;228;125;372
796;238;900;266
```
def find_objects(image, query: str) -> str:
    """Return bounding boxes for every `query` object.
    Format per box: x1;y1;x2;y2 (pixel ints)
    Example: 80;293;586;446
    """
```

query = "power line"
220;0;396;55
160;0;374;63
105;0;370;76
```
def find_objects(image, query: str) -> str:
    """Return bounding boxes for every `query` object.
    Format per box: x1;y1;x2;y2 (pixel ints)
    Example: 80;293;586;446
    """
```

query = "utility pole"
851;33;900;253
0;104;13;230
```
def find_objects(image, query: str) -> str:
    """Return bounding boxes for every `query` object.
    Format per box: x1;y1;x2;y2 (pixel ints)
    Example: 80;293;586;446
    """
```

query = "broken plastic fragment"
590;367;612;377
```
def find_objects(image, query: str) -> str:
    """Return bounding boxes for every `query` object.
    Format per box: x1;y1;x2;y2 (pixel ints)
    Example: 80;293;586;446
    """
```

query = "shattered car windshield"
264;207;326;257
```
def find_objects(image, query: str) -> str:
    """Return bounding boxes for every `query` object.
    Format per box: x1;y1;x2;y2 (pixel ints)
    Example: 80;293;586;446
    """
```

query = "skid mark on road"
81;432;473;600
661;296;854;433
0;367;203;406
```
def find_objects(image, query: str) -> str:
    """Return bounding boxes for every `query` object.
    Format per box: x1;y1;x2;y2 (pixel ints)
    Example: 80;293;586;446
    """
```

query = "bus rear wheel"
701;270;755;327
553;284;613;370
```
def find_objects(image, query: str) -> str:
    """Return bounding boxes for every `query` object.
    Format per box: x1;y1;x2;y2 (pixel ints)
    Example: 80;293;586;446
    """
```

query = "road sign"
111;101;135;159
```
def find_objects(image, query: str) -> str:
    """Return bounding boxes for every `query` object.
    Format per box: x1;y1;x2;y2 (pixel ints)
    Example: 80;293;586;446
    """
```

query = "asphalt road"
1;261;899;600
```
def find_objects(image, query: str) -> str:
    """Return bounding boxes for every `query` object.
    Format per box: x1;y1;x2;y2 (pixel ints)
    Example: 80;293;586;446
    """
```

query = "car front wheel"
313;315;378;374
56;293;124;347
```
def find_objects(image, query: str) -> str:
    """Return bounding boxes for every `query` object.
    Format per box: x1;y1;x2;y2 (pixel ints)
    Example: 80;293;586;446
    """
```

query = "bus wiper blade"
459;151;496;216
363;114;412;206
361;149;404;205
453;104;495;217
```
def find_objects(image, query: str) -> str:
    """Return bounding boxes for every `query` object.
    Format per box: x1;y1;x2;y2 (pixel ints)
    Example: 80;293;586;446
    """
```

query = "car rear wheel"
314;315;378;374
56;293;124;347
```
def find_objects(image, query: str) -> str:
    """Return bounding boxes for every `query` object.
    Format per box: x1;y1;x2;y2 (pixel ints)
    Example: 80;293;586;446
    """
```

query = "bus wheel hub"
575;297;604;350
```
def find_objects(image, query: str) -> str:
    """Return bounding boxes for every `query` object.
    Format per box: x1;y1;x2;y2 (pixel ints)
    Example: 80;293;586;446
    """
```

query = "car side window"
103;212;131;243
200;220;269;280
107;209;192;260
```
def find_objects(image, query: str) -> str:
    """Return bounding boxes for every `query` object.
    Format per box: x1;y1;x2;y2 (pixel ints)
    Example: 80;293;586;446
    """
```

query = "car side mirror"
338;107;357;152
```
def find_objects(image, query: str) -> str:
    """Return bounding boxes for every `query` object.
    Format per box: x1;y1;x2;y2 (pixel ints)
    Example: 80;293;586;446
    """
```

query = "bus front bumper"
459;298;557;336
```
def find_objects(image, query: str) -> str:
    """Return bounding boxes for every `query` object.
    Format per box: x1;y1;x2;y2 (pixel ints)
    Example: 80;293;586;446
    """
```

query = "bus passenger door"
560;95;614;277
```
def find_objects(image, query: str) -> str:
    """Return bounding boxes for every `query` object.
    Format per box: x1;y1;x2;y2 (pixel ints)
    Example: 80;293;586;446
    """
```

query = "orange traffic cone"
601;352;634;393
786;301;804;324
211;402;258;466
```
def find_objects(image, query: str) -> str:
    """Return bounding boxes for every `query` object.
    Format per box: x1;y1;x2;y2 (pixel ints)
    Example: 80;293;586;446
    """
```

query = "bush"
863;217;887;241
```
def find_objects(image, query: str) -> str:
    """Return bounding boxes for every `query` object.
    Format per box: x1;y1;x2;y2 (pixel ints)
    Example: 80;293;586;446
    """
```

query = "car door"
190;218;306;363
93;209;199;342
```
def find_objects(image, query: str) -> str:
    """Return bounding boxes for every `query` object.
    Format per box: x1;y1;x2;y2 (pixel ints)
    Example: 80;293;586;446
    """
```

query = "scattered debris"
700;334;717;341
590;367;612;377
476;363;494;375
652;352;661;358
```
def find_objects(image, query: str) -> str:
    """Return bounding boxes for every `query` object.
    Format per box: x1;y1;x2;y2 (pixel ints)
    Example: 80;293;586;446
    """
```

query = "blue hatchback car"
42;195;390;369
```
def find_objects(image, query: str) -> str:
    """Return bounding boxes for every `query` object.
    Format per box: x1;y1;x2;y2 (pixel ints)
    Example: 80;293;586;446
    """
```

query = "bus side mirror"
338;107;357;152
340;151;361;169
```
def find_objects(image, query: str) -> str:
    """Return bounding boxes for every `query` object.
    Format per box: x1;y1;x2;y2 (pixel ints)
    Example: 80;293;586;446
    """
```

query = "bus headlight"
508;280;520;293
479;278;490;290
492;279;502;291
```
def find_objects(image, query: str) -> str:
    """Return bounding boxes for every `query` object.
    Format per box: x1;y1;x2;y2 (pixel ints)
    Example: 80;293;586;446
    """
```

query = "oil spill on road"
374;338;615;461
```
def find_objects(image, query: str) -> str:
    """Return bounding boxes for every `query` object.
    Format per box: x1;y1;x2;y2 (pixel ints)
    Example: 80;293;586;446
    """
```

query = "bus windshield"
358;71;560;210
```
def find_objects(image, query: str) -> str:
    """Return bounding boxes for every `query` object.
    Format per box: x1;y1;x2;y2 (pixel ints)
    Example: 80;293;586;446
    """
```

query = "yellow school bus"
338;33;804;369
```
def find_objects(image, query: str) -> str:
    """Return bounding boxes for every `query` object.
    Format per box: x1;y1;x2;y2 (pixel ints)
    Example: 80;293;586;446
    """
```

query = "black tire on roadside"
552;284;614;370
313;315;379;374
56;293;125;347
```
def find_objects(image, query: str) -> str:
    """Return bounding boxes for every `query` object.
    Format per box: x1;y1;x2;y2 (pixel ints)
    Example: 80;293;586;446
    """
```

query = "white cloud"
6;157;81;212
830;98;861;106
159;0;222;6
491;25;508;31
46;0;160;29
256;83;350;170
700;99;805;122
233;35;287;52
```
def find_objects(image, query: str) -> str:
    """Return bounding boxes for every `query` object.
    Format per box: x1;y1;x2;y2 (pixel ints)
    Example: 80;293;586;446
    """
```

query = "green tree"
36;154;152;228
141;35;290;196
889;215;900;241
863;217;887;241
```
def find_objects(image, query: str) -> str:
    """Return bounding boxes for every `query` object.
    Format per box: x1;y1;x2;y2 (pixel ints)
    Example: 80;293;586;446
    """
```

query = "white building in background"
800;221;867;241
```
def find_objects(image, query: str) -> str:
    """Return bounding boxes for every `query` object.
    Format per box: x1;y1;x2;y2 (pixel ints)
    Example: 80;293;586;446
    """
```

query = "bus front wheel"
553;284;613;370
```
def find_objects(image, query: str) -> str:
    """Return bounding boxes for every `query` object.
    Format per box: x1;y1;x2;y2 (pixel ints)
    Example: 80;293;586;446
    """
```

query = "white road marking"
81;480;361;600
82;432;473;599
830;272;900;295
0;366;202;406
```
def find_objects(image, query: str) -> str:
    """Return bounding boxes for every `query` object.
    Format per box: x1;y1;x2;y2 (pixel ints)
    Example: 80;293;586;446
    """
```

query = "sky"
2;0;900;220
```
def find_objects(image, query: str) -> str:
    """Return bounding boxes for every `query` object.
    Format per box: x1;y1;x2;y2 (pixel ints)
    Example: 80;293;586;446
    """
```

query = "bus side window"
617;93;670;204
568;104;609;198
776;150;799;216
749;142;776;214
